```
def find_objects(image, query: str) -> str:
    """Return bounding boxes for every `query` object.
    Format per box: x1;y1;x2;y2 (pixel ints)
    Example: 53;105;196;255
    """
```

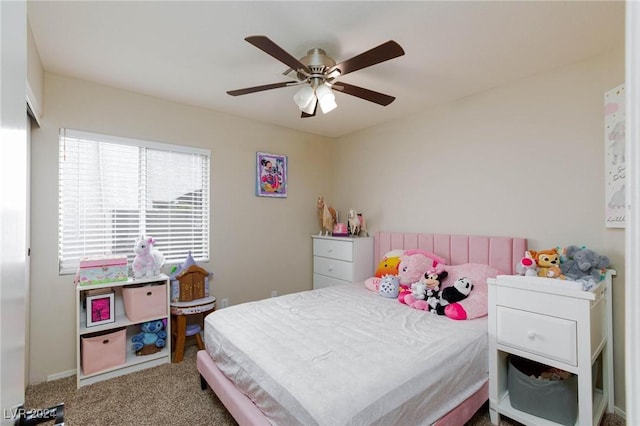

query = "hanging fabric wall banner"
604;84;625;228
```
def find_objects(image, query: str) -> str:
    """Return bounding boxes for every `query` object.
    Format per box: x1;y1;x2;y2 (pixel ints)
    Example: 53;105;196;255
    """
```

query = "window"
58;129;210;274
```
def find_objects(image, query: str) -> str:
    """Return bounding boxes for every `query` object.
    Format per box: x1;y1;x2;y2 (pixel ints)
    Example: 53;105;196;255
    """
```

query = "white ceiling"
27;1;625;138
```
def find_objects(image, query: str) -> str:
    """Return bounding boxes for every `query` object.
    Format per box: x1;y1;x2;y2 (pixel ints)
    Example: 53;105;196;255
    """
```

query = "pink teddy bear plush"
397;251;444;286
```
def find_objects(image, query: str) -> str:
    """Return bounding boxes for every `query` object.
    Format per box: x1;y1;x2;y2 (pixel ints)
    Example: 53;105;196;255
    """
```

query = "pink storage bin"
81;328;126;375
122;282;167;322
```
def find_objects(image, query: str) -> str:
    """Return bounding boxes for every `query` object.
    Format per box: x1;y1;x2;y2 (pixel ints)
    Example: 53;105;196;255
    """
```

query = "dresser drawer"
313;273;349;289
313;256;353;281
313;238;353;262
497;306;577;365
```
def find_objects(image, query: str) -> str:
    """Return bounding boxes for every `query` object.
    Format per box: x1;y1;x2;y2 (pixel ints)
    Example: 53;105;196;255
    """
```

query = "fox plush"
528;248;562;279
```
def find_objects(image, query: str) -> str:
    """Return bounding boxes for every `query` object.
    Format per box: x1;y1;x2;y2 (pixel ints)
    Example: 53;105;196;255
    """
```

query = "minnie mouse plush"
399;269;449;311
423;270;448;299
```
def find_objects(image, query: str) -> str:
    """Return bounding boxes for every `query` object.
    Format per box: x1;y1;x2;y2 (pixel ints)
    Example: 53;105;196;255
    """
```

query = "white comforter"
205;283;488;426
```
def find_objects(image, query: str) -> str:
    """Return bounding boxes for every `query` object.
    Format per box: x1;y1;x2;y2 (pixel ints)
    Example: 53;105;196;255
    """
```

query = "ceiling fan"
227;35;405;118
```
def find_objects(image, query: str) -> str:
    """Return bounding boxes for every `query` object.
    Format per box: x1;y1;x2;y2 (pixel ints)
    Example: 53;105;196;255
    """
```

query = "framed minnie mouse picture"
256;152;287;198
86;292;115;327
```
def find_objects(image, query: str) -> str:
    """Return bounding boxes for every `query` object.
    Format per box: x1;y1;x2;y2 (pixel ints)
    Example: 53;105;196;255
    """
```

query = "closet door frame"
625;1;639;423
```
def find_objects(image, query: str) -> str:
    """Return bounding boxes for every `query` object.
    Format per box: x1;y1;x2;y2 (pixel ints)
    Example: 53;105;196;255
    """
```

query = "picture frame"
256;151;287;198
86;292;115;327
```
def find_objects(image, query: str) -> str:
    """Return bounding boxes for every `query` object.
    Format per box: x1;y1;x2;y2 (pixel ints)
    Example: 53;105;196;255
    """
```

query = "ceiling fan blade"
227;81;300;96
332;82;396;106
245;35;311;74
328;40;404;77
301;99;317;118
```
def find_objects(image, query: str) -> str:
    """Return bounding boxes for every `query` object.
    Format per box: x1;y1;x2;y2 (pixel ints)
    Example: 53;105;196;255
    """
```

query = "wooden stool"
170;296;215;363
185;324;205;349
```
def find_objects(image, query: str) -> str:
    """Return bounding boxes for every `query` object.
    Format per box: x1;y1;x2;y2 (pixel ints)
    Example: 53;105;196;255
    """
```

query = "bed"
197;232;527;425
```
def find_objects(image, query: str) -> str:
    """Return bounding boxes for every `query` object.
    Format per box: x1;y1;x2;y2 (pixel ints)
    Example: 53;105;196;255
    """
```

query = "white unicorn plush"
132;236;165;278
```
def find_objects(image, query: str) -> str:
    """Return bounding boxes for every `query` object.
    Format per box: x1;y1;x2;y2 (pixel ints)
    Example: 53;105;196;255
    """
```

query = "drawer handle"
146;291;153;296
527;330;536;339
102;339;110;344
328;249;333;253
328;267;333;272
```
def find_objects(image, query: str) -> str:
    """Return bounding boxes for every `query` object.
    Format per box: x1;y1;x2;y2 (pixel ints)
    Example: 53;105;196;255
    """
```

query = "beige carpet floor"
25;345;625;426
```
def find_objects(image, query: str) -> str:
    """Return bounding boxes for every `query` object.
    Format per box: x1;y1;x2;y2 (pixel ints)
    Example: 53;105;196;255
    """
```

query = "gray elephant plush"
560;245;610;282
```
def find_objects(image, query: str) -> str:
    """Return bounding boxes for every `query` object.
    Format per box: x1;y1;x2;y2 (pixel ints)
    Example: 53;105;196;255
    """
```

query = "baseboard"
614;406;626;420
47;369;75;381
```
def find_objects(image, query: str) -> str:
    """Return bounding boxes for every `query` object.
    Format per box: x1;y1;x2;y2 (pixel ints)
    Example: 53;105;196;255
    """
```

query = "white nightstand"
487;272;615;425
312;235;374;289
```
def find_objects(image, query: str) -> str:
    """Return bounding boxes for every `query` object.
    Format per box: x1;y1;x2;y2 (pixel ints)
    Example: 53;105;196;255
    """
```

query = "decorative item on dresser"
357;212;368;236
347;208;361;236
311;234;374;289
316;196;337;236
487;271;615;425
332;222;349;237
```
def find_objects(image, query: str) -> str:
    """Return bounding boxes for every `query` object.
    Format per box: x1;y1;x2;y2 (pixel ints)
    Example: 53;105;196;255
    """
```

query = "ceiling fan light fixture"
319;96;337;114
300;96;317;114
293;86;315;109
316;84;337;114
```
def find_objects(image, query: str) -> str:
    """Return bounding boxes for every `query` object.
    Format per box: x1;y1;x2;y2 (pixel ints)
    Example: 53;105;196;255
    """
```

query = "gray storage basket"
508;356;578;426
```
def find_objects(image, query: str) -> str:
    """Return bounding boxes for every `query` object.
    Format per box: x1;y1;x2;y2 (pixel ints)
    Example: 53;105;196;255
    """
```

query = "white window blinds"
58;129;210;274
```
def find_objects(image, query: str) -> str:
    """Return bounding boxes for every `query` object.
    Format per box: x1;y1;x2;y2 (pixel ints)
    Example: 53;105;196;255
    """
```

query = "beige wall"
332;49;626;412
30;49;627;412
29;73;333;383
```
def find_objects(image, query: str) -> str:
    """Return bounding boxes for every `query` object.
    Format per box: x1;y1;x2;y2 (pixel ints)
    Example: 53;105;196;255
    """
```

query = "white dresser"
312;235;374;289
487;272;615;426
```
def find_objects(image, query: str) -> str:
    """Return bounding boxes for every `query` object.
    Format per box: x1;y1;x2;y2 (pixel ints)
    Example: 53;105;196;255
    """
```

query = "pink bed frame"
197;232;527;426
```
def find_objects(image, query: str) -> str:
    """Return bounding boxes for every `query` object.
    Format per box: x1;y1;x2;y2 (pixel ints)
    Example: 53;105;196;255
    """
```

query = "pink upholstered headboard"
374;232;527;275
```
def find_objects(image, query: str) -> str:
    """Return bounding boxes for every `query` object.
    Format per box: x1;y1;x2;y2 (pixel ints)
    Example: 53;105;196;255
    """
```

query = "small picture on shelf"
86;291;115;327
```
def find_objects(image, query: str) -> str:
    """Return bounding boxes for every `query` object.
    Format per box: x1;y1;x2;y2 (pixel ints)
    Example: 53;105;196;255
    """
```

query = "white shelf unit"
312;235;374;289
487;271;615;426
75;274;171;388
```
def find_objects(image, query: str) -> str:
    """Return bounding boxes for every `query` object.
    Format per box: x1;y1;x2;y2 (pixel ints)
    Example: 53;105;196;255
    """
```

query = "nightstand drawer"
313;256;353;281
497;306;577;365
313;238;353;262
